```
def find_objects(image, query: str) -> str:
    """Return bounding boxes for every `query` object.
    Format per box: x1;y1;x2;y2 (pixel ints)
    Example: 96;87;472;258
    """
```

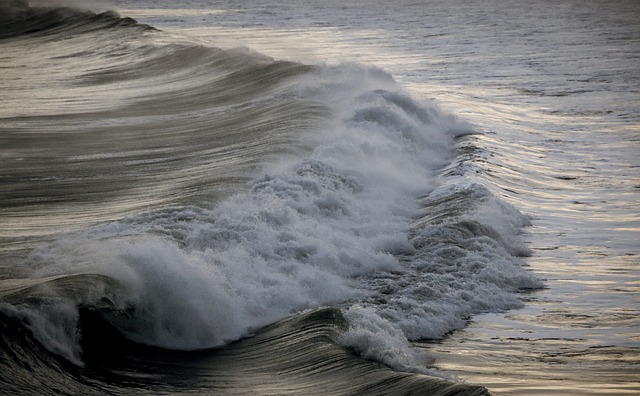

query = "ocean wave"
0;1;152;40
1;2;539;387
0;307;491;395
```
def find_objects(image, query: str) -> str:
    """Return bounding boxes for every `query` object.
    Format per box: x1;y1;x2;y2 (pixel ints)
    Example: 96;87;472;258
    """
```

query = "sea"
1;0;638;395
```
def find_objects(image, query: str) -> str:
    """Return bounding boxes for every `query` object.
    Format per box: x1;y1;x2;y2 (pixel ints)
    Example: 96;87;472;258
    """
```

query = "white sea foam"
9;62;535;371
342;305;447;378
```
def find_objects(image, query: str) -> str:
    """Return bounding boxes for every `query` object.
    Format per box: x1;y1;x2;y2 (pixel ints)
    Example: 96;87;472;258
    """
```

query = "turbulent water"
1;1;638;395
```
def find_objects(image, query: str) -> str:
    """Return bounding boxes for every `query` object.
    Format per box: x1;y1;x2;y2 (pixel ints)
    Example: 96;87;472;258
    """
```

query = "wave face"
0;1;151;39
0;3;539;394
0;308;491;395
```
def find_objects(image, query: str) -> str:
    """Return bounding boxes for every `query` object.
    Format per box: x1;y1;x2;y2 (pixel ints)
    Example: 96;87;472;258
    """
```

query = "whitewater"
1;1;638;395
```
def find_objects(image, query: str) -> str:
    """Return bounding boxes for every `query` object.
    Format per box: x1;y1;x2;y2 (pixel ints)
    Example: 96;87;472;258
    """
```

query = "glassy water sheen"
1;1;638;395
